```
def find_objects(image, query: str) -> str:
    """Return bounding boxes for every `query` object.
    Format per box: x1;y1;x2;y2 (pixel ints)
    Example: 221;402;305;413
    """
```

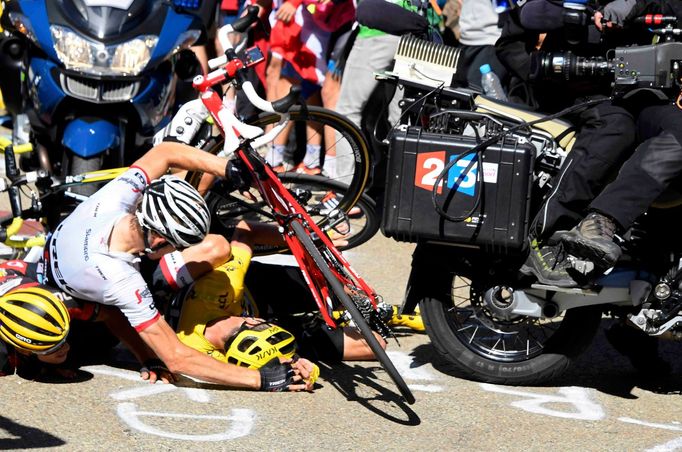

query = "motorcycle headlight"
111;36;158;75
50;25;158;76
51;26;92;70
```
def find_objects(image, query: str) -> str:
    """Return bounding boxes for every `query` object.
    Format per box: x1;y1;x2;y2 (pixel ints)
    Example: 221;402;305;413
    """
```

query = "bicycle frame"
193;29;380;329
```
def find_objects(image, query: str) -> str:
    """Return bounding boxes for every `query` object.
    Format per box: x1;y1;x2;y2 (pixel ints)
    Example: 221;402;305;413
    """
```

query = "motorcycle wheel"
69;155;104;196
418;263;602;385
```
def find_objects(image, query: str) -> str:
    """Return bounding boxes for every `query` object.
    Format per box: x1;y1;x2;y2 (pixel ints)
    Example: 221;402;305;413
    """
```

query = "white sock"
266;144;286;166
303;144;321;168
323;155;337;179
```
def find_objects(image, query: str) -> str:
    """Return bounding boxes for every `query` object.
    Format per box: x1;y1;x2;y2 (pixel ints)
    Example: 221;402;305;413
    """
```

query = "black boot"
520;239;578;287
561;212;622;268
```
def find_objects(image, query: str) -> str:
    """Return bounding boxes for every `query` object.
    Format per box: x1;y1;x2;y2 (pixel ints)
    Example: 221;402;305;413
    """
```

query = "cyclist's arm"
133;141;229;182
231;220;285;250
138;316;263;388
95;306;157;365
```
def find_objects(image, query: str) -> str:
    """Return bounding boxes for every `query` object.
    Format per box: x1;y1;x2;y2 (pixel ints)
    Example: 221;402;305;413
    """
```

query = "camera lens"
530;51;610;81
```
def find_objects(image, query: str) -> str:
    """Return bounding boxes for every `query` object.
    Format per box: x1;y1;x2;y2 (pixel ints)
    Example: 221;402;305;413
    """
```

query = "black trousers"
590;104;682;230
531;102;636;241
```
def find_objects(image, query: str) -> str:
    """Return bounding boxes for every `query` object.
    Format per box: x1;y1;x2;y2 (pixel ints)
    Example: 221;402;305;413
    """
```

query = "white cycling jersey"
47;167;160;331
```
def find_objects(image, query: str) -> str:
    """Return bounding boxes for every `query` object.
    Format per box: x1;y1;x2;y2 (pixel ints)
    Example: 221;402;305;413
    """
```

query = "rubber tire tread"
290;220;415;404
69;155;104;197
420;286;602;385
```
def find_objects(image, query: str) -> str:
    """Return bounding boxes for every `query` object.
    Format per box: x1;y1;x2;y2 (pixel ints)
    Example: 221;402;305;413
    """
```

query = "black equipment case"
382;126;535;253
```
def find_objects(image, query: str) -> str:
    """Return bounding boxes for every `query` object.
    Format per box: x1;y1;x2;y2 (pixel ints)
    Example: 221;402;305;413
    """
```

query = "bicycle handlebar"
271;86;302;113
202;5;297;115
231;5;260;33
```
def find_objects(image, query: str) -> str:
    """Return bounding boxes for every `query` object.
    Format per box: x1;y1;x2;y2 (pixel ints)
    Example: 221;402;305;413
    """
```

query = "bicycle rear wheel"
290;219;415;404
206;173;380;254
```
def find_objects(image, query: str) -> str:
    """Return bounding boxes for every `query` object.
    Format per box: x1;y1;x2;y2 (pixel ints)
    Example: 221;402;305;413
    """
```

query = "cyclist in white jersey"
45;141;316;391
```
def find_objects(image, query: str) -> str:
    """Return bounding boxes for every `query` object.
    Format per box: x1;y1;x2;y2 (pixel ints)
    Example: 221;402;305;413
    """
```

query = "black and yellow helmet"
0;286;70;353
224;322;297;369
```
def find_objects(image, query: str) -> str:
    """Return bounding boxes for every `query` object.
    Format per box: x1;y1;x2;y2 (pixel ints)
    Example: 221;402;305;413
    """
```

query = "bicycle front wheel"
207;173;380;254
290;220;415;404
248;105;372;207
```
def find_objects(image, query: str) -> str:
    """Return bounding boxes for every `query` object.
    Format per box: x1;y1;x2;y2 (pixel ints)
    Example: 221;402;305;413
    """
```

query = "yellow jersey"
175;246;254;362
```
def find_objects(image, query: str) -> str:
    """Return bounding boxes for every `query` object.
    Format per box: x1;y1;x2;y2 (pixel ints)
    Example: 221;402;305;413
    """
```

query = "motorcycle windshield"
54;0;165;41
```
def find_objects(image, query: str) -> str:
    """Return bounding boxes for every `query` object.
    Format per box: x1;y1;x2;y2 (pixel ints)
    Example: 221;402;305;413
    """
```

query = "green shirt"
357;0;442;39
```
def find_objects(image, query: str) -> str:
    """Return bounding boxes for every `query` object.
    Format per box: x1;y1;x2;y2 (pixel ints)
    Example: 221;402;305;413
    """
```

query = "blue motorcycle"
0;0;215;195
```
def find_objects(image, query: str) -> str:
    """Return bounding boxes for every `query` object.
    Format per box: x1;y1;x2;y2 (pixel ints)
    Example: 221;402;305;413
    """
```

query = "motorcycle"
381;27;682;385
0;0;214;196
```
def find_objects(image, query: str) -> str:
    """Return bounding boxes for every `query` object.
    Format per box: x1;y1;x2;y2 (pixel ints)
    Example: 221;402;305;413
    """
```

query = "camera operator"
560;4;682;273
493;0;638;287
517;1;682;378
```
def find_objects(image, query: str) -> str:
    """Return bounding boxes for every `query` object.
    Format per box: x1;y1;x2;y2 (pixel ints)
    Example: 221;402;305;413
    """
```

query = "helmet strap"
135;211;170;255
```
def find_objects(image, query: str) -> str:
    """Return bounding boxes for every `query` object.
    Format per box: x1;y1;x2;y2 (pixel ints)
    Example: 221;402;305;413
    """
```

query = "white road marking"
84;365;213;402
387;351;436;381
83;365;141;382
111;385;176;401
408;384;445;392
387;350;444;392
184;387;212;402
480;384;605;421
117;403;256;441
85;364;256;441
645;437;682;452
619;418;682;432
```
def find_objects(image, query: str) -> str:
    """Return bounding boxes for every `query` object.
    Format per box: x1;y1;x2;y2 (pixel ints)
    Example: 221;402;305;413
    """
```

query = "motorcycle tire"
418;266;602;385
69;155;104;197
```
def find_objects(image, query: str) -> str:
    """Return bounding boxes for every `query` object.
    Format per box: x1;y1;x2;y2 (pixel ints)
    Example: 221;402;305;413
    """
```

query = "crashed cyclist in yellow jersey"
162;219;421;371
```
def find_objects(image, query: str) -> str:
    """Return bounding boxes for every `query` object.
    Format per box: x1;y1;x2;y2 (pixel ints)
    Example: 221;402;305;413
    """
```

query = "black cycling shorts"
245;262;345;362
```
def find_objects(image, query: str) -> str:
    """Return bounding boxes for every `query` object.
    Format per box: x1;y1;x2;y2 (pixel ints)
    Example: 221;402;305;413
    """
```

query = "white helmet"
136;175;210;250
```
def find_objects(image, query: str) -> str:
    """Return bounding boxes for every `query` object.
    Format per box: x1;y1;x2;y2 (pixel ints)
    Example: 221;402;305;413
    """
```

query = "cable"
431;96;613;223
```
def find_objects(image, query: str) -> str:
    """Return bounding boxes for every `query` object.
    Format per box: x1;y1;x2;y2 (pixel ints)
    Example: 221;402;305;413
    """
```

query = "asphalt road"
0;231;681;451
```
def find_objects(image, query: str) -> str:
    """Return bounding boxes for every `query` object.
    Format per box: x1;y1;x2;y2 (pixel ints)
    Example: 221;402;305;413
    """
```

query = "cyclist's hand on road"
259;357;319;392
275;2;296;23
287;356;319;391
140;359;177;384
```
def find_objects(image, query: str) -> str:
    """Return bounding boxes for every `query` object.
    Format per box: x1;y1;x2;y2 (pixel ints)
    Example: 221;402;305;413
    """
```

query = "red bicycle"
192;8;414;404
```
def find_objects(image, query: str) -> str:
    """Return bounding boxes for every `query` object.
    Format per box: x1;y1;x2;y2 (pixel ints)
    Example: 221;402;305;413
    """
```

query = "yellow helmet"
224;322;297;369
0;286;70;353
